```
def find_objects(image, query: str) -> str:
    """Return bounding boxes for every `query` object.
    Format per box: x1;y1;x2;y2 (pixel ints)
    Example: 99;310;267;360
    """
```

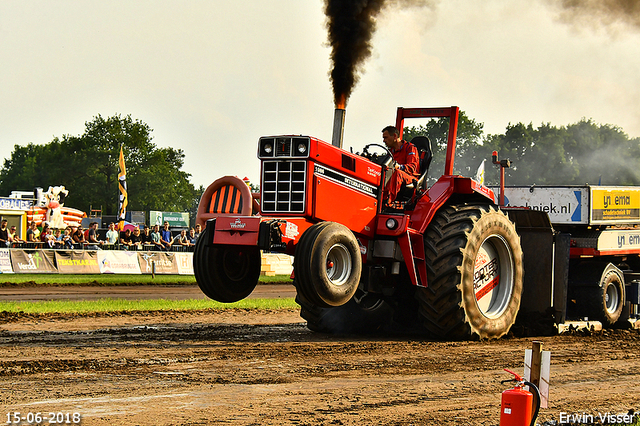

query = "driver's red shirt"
391;140;420;178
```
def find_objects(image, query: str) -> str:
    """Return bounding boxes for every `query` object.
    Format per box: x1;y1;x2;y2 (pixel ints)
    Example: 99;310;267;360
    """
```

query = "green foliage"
0;114;200;215
484;119;640;186
403;112;640;187
403;110;489;185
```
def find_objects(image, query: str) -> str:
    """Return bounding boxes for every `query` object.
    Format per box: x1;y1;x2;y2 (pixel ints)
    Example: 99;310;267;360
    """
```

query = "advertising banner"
0;197;32;210
137;252;179;275
11;250;57;273
0;249;13;273
150;211;190;228
97;250;141;274
591;187;640;224
175;252;194;275
55;251;101;274
489;186;588;224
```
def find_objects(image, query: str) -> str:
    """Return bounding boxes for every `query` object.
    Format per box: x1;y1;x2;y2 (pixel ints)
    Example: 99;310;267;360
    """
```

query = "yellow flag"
118;146;128;224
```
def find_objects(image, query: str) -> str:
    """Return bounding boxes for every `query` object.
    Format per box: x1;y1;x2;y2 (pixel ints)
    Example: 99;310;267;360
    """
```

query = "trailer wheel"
294;222;361;308
581;264;625;326
296;290;393;334
416;204;524;339
193;235;260;303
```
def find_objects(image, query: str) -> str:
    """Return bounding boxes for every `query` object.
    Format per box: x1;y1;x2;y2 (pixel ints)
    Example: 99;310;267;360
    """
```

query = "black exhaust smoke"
554;0;640;29
325;0;385;149
324;0;385;109
324;1;433;148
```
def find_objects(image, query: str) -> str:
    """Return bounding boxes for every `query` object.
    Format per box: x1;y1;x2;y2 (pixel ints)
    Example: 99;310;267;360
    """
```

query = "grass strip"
0;298;299;314
0;274;292;286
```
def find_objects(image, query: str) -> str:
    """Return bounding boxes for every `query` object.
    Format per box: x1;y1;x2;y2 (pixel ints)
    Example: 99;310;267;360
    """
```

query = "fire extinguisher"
500;368;541;426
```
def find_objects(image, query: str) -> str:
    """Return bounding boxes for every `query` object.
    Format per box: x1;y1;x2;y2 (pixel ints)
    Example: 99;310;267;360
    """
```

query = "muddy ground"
1;308;639;426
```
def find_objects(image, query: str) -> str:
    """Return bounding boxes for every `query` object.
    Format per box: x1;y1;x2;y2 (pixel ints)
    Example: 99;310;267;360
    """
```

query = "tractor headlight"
258;138;276;158
293;137;309;157
385;218;398;230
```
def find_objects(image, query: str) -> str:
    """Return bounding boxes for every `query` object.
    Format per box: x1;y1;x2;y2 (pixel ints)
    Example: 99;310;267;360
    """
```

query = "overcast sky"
1;0;639;191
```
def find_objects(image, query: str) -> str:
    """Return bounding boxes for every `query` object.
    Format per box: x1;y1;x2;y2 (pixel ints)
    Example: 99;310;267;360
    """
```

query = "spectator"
8;225;24;247
150;225;164;251
130;227;142;250
26;221;40;244
140;225;153;249
71;226;86;248
160;221;173;250
87;222;102;250
187;228;197;245
53;228;64;249
120;229;133;248
0;220;10;247
62;227;74;249
105;223;119;246
194;223;202;240
173;229;191;250
40;223;55;248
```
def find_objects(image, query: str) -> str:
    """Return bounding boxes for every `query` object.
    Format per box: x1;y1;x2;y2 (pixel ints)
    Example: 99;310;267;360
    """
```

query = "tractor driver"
382;125;420;205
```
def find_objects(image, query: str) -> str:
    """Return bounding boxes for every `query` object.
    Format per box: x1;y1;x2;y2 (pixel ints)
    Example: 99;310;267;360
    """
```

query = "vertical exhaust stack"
331;107;346;148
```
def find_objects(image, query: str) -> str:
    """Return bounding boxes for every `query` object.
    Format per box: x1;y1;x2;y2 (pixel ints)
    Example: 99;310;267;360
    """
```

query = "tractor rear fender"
370;176;496;289
410;175;496;235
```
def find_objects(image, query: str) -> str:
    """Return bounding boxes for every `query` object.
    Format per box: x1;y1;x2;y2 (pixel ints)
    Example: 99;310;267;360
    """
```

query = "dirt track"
1;307;639;426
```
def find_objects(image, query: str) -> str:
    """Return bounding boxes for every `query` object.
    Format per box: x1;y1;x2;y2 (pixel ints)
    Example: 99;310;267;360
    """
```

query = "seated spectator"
160;221;173;250
150;225;164;251
0;220;10;247
40;223;56;248
53;228;64;248
105;223;119;246
129;227;142;250
87;222;102;250
187;228;197;246
139;225;153;248
120;229;133;249
173;229;192;250
8;225;24;247
26;221;40;244
71;226;86;248
62;227;74;249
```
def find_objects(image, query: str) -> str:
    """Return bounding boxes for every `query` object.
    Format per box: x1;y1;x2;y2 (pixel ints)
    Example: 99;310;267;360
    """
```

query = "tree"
403;110;487;184
0;114;200;216
484;119;640;186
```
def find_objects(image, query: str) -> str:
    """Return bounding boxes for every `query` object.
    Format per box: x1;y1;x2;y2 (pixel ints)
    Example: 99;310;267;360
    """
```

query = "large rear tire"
416;204;524;339
294;222;361;308
193;234;260;303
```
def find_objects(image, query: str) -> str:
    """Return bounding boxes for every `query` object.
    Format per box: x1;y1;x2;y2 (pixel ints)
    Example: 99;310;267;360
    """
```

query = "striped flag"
475;159;485;185
118;146;128;228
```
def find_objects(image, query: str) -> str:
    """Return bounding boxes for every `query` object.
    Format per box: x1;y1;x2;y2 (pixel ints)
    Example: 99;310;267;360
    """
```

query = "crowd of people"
0;219;202;252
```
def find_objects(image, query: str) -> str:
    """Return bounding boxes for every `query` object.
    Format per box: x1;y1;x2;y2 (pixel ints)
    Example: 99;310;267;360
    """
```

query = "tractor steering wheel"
361;144;397;170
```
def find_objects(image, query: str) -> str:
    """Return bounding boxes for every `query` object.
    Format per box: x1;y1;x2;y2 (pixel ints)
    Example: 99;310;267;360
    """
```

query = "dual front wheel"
294;222;362;308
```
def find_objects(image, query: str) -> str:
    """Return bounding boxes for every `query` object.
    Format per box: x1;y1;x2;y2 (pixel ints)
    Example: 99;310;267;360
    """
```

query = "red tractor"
194;106;544;339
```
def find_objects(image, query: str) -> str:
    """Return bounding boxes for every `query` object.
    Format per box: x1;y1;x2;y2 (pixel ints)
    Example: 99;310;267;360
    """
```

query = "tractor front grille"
261;160;307;213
